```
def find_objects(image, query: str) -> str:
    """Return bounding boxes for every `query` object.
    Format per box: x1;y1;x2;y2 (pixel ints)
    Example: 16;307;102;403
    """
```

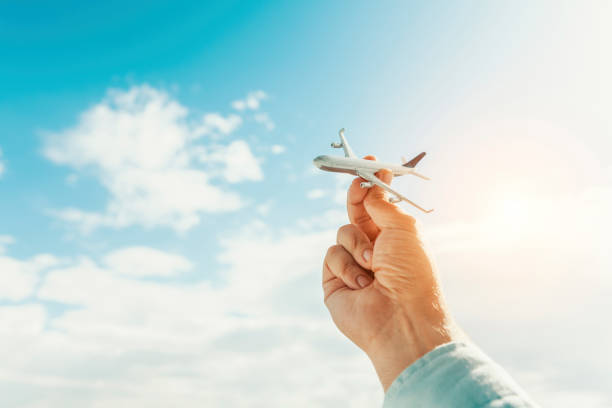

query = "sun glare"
484;190;534;244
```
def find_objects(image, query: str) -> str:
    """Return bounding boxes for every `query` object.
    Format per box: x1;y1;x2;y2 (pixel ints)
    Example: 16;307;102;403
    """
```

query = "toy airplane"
313;128;433;213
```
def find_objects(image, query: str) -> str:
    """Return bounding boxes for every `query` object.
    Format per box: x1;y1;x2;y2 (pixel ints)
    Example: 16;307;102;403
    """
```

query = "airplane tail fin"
403;152;426;168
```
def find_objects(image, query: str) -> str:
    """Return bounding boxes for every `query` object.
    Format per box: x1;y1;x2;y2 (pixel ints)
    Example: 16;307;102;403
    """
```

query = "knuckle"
395;211;417;229
323;287;334;307
324;246;332;259
321;272;329;289
362;194;380;207
340;258;358;280
404;214;417;227
325;244;341;260
353;213;371;226
336;224;349;240
337;224;357;248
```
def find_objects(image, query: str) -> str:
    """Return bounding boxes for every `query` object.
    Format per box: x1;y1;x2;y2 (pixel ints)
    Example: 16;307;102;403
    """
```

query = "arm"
322;157;538;407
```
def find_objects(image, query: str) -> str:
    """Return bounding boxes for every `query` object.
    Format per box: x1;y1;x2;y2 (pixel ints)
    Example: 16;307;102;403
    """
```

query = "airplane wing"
408;170;430;180
356;170;434;213
338;128;356;158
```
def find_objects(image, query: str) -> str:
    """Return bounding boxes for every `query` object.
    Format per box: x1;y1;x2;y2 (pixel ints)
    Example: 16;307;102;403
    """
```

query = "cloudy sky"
1;1;611;407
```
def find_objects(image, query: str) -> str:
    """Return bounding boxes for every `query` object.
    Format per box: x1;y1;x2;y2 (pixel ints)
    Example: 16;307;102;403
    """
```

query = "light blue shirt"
384;342;539;408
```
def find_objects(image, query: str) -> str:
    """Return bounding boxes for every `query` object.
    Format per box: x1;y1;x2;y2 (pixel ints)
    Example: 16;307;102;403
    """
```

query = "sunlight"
483;190;535;245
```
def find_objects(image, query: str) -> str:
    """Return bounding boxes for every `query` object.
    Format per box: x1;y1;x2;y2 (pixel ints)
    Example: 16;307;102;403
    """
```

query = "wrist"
365;304;459;391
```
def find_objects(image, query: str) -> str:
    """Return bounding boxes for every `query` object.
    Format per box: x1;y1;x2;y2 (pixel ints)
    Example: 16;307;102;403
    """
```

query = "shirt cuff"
383;342;538;408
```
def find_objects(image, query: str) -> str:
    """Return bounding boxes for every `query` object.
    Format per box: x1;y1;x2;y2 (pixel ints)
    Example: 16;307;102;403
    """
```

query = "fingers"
322;262;347;303
377;167;392;184
322;245;373;301
336;224;373;270
347;155;415;236
348;178;380;241
363;168;416;231
347;155;380;241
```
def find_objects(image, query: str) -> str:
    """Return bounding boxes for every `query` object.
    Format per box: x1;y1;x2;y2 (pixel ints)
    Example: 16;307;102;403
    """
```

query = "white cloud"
256;200;273;216
0;234;15;254
0;227;381;407
0;252;58;301
295;209;346;230
271;144;285;154
428;186;612;257
50;168;243;232
306;188;326;199
103;246;192;277
230;91;274;130
231;90;267;111
207;140;263;183
19;98;612;408
333;173;352;205
44;86;189;171
311;170;352;205
216;222;335;313
0;304;46;336
420;187;612;407
194;113;242;137
2;183;612;407
254;112;275;131
42;85;264;232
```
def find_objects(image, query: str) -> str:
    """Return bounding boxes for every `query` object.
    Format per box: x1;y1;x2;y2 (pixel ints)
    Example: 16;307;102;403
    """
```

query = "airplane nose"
313;155;324;168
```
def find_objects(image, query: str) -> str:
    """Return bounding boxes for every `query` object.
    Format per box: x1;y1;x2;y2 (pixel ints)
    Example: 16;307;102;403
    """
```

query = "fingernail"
357;275;372;288
363;248;372;262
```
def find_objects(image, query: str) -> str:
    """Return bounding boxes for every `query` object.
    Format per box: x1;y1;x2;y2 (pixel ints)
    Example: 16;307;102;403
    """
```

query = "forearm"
366;302;459;391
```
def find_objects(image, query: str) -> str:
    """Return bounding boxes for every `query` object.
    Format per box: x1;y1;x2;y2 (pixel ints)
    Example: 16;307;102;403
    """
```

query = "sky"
0;1;611;406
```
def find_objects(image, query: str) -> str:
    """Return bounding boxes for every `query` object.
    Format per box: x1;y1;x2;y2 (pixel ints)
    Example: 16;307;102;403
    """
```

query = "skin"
322;156;462;391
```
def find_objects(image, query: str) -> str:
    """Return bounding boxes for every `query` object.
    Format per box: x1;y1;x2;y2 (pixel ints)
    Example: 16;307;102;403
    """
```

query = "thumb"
363;169;416;230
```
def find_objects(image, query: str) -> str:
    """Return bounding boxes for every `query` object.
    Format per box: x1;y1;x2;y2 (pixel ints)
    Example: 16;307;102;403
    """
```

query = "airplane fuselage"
313;155;416;177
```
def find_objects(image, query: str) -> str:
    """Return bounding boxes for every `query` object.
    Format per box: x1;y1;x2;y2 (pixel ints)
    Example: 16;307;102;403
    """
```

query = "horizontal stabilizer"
403;152;426;168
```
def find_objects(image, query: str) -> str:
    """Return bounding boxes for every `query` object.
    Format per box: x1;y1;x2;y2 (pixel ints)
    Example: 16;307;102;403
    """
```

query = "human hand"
322;156;459;390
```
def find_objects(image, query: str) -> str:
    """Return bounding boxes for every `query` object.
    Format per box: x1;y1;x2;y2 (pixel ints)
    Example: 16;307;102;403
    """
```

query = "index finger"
347;155;380;241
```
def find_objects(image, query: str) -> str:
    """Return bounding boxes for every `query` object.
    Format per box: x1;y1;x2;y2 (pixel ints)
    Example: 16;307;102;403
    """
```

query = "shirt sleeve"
383;342;540;408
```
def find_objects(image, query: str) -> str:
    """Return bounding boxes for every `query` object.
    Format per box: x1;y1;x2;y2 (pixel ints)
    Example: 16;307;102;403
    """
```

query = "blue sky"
1;1;611;407
1;1;540;257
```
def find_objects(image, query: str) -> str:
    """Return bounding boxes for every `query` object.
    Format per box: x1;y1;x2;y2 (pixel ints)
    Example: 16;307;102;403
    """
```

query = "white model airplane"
313;128;433;213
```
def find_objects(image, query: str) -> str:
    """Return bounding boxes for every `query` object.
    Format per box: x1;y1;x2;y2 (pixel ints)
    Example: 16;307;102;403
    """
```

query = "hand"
322;156;460;390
